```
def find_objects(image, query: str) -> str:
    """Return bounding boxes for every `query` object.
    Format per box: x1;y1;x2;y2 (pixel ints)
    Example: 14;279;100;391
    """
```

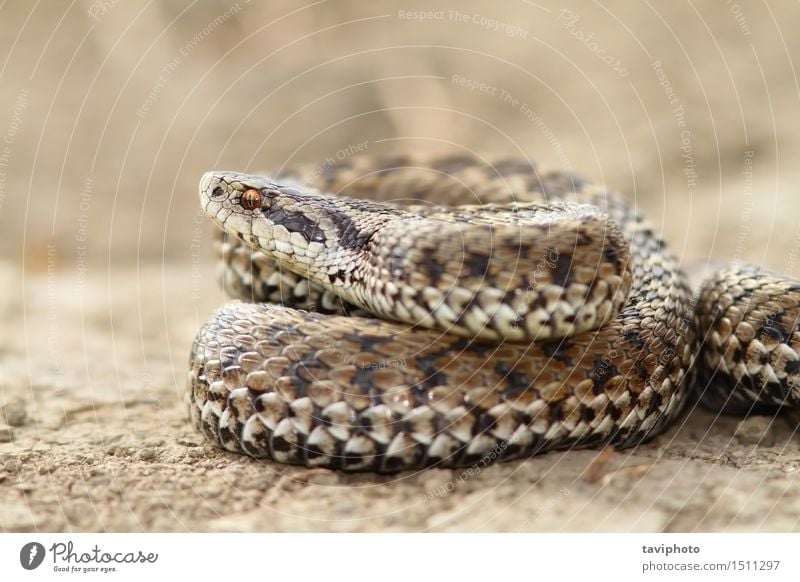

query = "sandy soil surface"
2;262;800;533
2;0;800;532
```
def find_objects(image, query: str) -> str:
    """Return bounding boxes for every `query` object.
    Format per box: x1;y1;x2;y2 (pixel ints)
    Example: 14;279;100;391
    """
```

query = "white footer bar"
1;534;796;581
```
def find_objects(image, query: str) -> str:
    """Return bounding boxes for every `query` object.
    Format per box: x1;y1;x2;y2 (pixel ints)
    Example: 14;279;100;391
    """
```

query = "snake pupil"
242;189;262;210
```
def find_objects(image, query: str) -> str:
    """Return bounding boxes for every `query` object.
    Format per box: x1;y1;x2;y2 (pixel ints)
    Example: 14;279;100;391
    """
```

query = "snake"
185;153;800;472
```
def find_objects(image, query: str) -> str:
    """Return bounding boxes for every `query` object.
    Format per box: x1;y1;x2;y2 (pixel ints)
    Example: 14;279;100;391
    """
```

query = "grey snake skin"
185;154;800;472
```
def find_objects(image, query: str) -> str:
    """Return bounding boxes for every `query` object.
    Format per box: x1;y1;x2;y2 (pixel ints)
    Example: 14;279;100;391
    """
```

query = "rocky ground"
2;262;799;532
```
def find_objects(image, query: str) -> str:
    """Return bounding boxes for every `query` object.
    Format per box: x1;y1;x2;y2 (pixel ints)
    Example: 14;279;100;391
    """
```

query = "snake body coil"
185;154;800;472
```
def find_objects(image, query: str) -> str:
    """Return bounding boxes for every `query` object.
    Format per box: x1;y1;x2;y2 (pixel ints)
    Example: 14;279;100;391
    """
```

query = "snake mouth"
199;171;256;242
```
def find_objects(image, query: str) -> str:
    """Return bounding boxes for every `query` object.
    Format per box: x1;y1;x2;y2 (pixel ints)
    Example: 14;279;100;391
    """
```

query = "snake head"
199;171;284;239
199;170;340;272
199;170;320;253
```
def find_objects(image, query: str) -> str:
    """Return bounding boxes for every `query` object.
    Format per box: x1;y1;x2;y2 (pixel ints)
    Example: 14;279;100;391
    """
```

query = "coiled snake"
185;154;800;472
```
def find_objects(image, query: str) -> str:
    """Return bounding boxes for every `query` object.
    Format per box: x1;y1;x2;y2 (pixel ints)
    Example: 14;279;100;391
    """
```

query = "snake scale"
185;154;800;472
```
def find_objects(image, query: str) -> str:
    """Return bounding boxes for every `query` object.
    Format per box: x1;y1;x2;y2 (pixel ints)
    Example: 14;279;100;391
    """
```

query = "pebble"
176;438;201;447
135;448;157;462
0;399;28;427
0;424;14;443
303;470;338;486
734;416;776;446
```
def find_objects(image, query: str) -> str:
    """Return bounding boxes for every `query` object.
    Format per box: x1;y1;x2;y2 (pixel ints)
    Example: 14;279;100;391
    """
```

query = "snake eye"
241;188;262;210
211;186;226;199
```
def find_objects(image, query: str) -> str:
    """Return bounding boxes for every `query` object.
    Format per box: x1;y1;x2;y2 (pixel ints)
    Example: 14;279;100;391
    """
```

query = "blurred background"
2;0;799;272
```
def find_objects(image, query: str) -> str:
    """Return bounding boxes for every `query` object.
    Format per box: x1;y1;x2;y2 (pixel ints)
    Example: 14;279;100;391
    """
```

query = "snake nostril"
211;186;225;199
